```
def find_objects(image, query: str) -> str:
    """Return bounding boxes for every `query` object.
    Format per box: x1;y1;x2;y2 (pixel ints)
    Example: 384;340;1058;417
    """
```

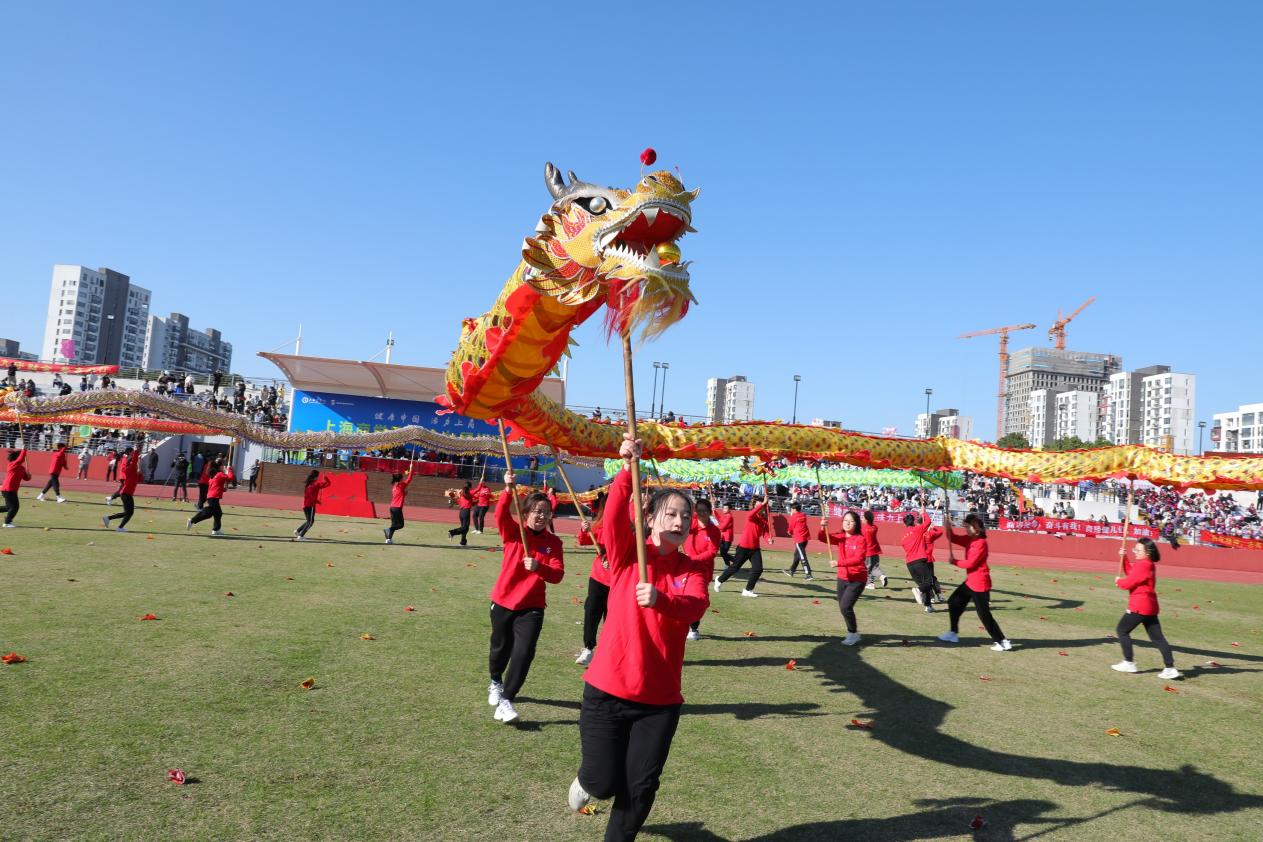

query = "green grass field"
2;492;1262;841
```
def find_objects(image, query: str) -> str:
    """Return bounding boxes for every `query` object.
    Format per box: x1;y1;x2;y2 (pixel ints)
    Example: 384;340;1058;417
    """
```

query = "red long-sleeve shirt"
489;487;564;609
818;527;868;582
198;462;212;485
923;526;943;563
1116;557;1160;615
302;476;331;508
737;501;768;550
584;469;710;705
50;448;68;476
474;483;492;507
390;471;414;508
901;519;931;562
861;521;882;557
584;521;611;586
717;511;734;542
207;468;234;499
119;451;141;495
458;488;473;510
685;517;722;568
788;511;810;543
949;532;992;591
546;488;558;511
2;451;31;492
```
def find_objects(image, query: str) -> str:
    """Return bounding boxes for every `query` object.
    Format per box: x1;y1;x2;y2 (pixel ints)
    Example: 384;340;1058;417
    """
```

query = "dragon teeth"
641;207;659;226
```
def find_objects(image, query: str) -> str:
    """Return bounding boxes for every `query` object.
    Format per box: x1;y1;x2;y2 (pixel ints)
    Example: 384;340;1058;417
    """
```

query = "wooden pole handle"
548;442;590;533
621;330;650;585
814;466;834;562
497;419;529;557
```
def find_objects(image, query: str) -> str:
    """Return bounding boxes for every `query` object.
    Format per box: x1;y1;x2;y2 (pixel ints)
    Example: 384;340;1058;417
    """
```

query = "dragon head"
523;162;698;338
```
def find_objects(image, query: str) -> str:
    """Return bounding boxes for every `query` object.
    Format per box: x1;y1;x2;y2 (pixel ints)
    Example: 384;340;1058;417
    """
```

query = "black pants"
836;579;865;633
248;476;257;492
106;465;118;482
172;478;188;501
386;506;404;539
296;506;316;537
473;505;489;532
578;682;682;842
865;555;886;583
106;494;135;528
788;541;812;575
906;559;936;605
196;483;209;510
0;490;18;524
488;602;544;700
583;577;610;650
41;475;61;497
928;562;943;596
718;540;734;566
1116;612;1175;668
718;546;763;591
189;498;223;531
948;582;1006;643
449;507;471;544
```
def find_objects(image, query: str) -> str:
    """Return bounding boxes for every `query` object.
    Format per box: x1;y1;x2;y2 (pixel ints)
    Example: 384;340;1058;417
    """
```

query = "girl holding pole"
713;485;769;597
1111;537;1180;679
818;510;868;646
936;514;1012;651
448;481;474;546
383;464;416;544
294;470;331;540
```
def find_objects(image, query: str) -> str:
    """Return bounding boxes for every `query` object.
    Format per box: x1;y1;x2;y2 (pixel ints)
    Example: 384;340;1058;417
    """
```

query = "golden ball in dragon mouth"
655;242;682;265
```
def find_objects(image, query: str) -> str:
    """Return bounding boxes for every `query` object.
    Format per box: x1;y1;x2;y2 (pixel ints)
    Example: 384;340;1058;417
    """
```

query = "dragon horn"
545;162;567;199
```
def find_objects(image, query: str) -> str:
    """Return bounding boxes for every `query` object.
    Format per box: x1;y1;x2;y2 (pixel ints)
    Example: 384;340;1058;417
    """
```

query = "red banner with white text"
0;357;120;375
999;516;1158;539
1198;531;1263;551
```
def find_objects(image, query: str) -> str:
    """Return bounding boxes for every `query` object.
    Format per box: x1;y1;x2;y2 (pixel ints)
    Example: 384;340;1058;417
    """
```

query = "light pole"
650;362;661;419
792;374;801;424
659;362;670;418
1198;420;1206;456
924;388;933;436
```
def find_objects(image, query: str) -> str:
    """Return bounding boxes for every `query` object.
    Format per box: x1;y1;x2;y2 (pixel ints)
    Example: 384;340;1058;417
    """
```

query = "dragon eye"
587;196;608;214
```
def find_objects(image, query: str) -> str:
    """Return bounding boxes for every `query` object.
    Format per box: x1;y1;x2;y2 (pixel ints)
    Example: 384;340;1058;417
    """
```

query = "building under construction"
1002;347;1122;441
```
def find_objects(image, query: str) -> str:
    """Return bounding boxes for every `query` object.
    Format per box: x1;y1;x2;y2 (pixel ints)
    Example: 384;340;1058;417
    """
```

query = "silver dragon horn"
545;163;568;199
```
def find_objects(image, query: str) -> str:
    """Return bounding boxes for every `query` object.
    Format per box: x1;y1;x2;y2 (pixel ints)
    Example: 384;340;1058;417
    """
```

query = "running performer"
715;503;735;566
922;519;945;603
861;510;887;589
472;479;492;533
487;471;564;724
1111;537;1181;679
294;470;331;540
102;445;142;532
186;458;234;536
1;447;32;527
383;465;416;544
568;435;710;840
936;514;1012;651
713;485;768;597
818;510;868;646
576;492;609;666
448;481;474;546
783;502;813;579
900;512;937;612
195;456;212;510
36;442;69;503
685;497;722;641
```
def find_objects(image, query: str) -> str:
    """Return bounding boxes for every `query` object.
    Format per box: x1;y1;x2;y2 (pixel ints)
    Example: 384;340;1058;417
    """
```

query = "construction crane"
1048;296;1096;350
959;323;1037;441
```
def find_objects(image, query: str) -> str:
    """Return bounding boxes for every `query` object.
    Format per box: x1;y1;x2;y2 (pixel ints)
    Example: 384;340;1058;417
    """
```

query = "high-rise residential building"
706;375;755;422
705;377;728;423
1211;402;1263;454
1003;348;1122;440
143;313;232;375
42;265;151;367
915;408;972;439
1027;389;1060;448
1103;365;1170;445
1140;371;1196;455
1054;390;1099;442
0;338;21;358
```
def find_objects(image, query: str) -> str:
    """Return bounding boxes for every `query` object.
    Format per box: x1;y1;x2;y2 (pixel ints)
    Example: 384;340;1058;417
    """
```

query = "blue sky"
2;2;1260;439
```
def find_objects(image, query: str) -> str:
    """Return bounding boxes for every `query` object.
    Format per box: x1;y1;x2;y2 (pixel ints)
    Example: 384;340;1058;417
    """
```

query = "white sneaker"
1111;660;1139;674
567;776;592;812
990;639;1012;652
938;631;960;643
186;519;193;531
210;530;223;537
740;589;758;598
804;574;815;581
712;577;722;593
105;495;113;505
575;648;593;665
912;587;923;605
294;535;306;542
686;629;701;641
1159;667;1181;680
880;575;888;588
924;605;935;614
841;632;862;646
116;527;127;533
384;538;393;545
102;515;110;528
493;699;519;723
1;523;14;528
56;497;66;503
488;681;504;706
865;582;876;590
36;493;44;501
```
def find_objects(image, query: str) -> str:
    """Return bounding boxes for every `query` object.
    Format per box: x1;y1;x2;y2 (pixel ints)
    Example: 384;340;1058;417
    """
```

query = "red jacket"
717;511;734;542
861;521;882;557
584;468;710;705
390;471;414;508
949;532;992;591
585;521;610;586
819;527;867;582
458;488;473;510
50;448;68;476
737;501;768;550
207;468;234;500
901;519;930;562
788;511;810;543
119;451;141;495
923;526;943;563
685;517;722;569
490;488;565;610
474;483;492;507
198;461;213;484
2;451;31;492
546;488;558;511
1116;557;1160;615
302;476;331;508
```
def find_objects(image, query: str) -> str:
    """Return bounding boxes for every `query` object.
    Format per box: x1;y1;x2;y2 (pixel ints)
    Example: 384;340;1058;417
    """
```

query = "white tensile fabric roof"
258;352;566;405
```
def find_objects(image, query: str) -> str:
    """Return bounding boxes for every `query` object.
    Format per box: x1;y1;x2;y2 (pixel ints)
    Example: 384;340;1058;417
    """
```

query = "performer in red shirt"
818;510;868;646
486;471;564;724
715;503;735;566
294;470;332;541
1111;538;1180;679
1;447;32;527
187;458;235;536
36;442;69;503
568;435;710;840
471;479;493;533
383;465;416;544
448;481;474;546
685;497;722;641
922;520;945;603
102;445;142;532
936;514;1012;650
783;502;814;579
576;492;609;666
861;510;888;589
714;485;769;597
195;457;213;510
